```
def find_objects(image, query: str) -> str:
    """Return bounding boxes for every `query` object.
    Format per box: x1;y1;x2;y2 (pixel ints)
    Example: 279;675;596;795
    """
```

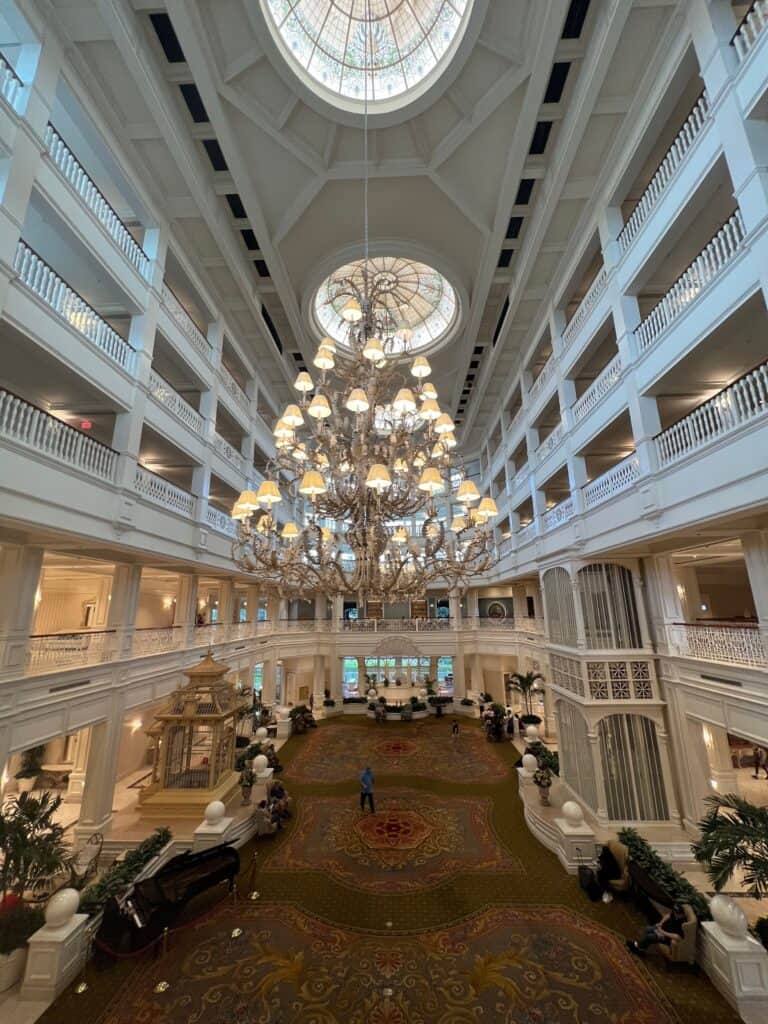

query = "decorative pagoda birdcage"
139;651;249;820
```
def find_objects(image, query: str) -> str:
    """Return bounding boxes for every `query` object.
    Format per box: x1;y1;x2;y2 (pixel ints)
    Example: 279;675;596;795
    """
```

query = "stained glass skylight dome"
263;1;472;109
314;255;459;354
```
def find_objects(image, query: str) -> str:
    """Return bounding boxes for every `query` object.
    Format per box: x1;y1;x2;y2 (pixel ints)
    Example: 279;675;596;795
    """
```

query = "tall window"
578;564;641;649
598;714;668;821
557;701;597;811
543;567;578;646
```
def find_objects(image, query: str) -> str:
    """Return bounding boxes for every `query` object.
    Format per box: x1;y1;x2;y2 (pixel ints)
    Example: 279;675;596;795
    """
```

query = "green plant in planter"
410;696;419;706
0;792;68;901
378;696;387;705
692;793;768;899
0;904;45;956
235;742;262;771
618;827;710;921
411;701;427;712
79;828;171;916
509;671;544;719
14;745;45;781
526;741;560;775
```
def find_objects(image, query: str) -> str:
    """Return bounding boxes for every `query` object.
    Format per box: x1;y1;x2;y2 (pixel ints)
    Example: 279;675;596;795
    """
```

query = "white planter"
321;705;343;717
412;710;429;719
16;777;36;793
343;704;369;715
0;947;27;993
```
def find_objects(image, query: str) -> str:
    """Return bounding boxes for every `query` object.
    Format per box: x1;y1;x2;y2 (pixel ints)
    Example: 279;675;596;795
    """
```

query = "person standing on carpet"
451;720;460;743
359;766;375;814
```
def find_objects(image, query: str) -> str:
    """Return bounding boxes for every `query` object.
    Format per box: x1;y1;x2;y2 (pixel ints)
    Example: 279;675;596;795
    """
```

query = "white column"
64;727;92;803
0;544;43;680
107;564;142;659
174;573;199;647
74;701;124;842
452;650;467;700
314;592;326;622
218;579;235;630
261;658;276;705
312;654;326;705
330;656;344;701
741;530;768;656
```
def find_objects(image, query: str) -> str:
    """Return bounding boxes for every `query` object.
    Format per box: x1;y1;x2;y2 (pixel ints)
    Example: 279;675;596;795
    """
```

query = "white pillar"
741;531;768;656
261;658;276;705
64;727;92;803
74;702;124;842
108;564;142;660
330;656;344;701
174;573;199;647
312;654;326;705
0;544;43;680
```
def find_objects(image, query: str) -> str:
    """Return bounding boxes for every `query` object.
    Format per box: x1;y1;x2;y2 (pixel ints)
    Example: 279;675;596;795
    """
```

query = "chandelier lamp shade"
230;0;498;601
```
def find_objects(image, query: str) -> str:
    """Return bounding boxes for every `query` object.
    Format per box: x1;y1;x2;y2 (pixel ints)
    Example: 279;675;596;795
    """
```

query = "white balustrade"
618;93;710;254
338;618;451;633
14;241;135;372
134;466;195;516
218;364;251;415
148;370;205;435
542;497;575;532
572;353;623;423
528;355;555;402
733;1;768;62
561;266;609;351
668;622;765;668
537;420;564;460
517;521;537;544
44;124;150;277
0;389;118;482
478;617;519;630
132;627;181;656
26;630;115;672
192;623;230;647
161;284;211;361
205;504;239;537
0;52;21;110
655;358;768;468
214;433;246;473
583;454;640;508
636;211;747;352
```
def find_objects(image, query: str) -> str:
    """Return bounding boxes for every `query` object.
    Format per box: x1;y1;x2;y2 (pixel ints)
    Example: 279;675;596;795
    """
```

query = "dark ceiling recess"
473;345;484;355
492;297;510;348
254;259;270;278
515;178;535;205
544;62;570;103
529;120;552;155
497;249;513;269
469;360;479;369
562;0;591;39
203;139;228;172
226;193;247;219
241;228;259;251
261;305;282;353
506;216;523;239
149;13;186;62
179;83;208;123
292;352;303;362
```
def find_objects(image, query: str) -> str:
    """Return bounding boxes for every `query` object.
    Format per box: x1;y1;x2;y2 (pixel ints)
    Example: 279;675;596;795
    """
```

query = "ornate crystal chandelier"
230;1;499;601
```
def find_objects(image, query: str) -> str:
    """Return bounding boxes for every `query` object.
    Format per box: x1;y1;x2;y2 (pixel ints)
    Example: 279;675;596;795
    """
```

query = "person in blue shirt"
359;766;375;813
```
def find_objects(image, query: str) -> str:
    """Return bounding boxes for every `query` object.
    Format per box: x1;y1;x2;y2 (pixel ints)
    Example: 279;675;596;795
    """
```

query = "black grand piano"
97;843;240;956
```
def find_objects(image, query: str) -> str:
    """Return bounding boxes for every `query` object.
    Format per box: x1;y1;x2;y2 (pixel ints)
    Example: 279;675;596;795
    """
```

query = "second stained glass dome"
263;0;472;107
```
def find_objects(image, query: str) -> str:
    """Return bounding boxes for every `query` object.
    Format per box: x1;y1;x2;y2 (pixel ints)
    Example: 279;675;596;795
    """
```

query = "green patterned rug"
41;716;740;1024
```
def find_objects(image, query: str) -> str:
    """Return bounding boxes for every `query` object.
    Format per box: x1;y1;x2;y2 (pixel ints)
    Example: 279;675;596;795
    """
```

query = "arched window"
598;714;668;821
543;567;578;646
557;700;597;811
577;564;641;649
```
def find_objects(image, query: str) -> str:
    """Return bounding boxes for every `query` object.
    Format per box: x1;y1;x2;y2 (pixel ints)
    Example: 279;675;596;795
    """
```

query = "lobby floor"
40;716;739;1024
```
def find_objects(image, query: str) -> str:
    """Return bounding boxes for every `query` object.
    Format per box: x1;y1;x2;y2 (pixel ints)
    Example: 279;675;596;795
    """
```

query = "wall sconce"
34;586;42;609
700;602;709;612
130;718;143;734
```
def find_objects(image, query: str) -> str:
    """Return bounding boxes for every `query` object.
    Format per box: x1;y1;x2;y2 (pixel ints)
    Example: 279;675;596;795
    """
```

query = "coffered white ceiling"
46;0;682;451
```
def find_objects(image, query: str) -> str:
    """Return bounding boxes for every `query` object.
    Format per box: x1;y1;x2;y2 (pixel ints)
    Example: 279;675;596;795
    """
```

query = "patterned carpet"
262;787;524;892
41;716;740;1024
284;719;509;784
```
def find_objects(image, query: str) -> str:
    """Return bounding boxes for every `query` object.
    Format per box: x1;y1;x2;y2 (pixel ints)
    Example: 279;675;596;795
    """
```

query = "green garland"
617;827;710;921
79;827;172;916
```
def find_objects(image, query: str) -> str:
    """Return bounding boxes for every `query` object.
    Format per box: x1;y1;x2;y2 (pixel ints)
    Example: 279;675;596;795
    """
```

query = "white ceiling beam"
222;47;266;84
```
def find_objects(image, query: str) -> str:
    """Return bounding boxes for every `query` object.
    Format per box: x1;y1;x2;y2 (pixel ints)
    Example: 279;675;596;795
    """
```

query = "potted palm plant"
509;671;544;726
13;745;45;794
692;793;768;900
0;792;68;991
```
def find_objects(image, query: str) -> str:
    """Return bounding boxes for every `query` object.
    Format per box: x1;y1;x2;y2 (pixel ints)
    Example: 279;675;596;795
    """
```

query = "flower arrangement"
532;767;553;789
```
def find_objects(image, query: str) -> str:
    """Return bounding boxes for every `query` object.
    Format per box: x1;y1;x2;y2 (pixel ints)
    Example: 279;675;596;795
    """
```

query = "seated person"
264;743;283;773
269;779;292;820
627;903;687;956
254;800;278;836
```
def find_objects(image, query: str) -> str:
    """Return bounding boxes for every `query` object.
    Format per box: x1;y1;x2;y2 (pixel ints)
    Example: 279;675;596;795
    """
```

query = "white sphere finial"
562;801;584;826
521;753;537;773
45;888;80;928
252;754;268;774
255;726;268;740
525;724;539;740
204;800;226;825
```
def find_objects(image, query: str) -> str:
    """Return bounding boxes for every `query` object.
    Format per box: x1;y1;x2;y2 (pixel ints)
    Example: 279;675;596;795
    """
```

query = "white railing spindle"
147;369;205;435
160;284;211;361
561;265;609;351
583;454;641;508
572;353;623;423
732;1;768;62
134;466;194;516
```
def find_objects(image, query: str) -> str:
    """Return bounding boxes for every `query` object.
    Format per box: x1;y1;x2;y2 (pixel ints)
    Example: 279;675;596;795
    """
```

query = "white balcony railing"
134;466;195;516
160;284;211;361
528;355;555;403
618;92;710;254
132;627;182;657
517;521;537;544
148;370;205;435
733;1;768;63
561;265;609;351
206;504;238;537
667;622;765;668
339;618;452;633
542;497;575;532
14;241;135;373
0;389;118;482
0;52;22;110
572;353;623;423
44;124;150;277
583;454;640;509
192;622;230;647
537;420;564;461
636;211;747;353
218;364;251;416
213;433;245;473
26;630;115;672
655;359;768;468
